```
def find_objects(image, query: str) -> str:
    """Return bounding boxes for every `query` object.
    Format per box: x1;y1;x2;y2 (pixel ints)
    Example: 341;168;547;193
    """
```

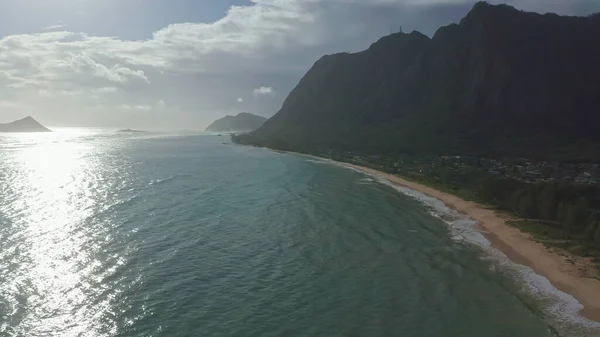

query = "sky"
0;0;599;130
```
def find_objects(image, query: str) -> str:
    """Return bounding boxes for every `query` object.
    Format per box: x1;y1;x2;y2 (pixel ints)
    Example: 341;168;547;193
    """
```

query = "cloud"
156;99;166;108
68;53;151;84
253;87;274;96
135;105;152;111
0;100;21;108
0;0;332;87
237;97;244;103
42;24;64;31
93;87;118;94
119;104;152;111
0;31;151;96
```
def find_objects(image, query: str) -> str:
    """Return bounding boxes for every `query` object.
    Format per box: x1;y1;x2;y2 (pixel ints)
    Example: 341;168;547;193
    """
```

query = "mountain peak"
468;1;516;14
369;30;429;51
0;116;51;132
20;116;37;123
460;1;517;21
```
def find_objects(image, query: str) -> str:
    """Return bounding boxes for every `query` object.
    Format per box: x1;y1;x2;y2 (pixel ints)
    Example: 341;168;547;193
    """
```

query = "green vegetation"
357;154;600;258
417;157;595;258
437;174;599;257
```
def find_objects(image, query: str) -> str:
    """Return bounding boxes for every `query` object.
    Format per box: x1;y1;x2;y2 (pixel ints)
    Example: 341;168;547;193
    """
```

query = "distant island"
205;112;267;133
117;129;147;133
0;116;51;132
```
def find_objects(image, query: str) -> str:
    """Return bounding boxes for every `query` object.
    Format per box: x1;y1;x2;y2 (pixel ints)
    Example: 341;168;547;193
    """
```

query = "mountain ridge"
235;1;600;162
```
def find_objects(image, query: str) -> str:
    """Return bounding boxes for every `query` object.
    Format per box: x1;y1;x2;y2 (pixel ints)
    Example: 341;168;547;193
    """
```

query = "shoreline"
288;151;600;323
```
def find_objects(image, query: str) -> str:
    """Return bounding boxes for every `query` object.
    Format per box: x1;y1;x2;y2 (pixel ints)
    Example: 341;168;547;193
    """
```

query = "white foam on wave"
357;177;375;185
305;158;325;163
316;159;600;335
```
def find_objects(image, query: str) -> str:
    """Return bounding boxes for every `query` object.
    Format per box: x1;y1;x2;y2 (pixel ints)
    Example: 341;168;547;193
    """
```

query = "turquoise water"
0;131;597;336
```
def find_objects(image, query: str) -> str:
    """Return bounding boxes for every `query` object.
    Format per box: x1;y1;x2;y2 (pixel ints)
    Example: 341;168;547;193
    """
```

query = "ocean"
0;130;598;337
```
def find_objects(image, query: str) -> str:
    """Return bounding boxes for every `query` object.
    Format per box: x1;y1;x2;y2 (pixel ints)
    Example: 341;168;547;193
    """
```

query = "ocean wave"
357;177;375;185
328;161;600;336
149;176;176;186
304;159;332;164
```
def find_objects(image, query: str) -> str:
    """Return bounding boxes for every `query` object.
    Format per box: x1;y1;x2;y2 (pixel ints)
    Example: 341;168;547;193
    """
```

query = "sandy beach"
296;152;600;322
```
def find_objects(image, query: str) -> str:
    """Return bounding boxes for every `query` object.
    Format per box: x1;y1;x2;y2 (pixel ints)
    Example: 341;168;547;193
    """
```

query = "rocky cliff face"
236;2;600;161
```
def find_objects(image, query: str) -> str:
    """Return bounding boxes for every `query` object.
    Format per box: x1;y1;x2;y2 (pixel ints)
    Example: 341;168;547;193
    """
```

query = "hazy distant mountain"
205;113;267;133
235;2;600;161
118;129;147;133
0;116;51;133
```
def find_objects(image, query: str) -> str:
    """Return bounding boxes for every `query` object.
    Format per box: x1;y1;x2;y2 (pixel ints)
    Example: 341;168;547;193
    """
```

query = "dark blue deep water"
0;131;598;336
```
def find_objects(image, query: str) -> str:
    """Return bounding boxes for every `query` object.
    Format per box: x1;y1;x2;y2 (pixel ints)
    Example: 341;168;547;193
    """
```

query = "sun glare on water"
0;130;127;336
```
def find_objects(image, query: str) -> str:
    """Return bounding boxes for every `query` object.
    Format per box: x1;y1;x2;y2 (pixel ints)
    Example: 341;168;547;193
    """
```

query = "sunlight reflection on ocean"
1;129;134;336
1;129;218;336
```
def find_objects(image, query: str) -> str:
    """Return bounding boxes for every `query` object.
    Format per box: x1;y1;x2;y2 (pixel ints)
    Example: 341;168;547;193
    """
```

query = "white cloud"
0;0;327;87
42;24;64;31
135;105;152;111
59;89;84;97
93;87;118;94
237;97;244;103
68;54;150;84
253;86;274;96
0;100;21;108
156;99;166;107
119;104;152;111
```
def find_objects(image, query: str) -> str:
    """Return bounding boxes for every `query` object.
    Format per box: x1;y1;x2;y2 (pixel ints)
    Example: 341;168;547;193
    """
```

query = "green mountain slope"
235;2;600;161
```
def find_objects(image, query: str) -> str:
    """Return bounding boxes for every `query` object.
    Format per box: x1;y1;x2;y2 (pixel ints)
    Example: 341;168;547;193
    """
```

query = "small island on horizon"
117;129;148;133
0;116;51;133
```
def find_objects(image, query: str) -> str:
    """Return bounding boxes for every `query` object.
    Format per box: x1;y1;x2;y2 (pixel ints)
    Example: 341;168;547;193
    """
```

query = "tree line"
462;173;600;254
